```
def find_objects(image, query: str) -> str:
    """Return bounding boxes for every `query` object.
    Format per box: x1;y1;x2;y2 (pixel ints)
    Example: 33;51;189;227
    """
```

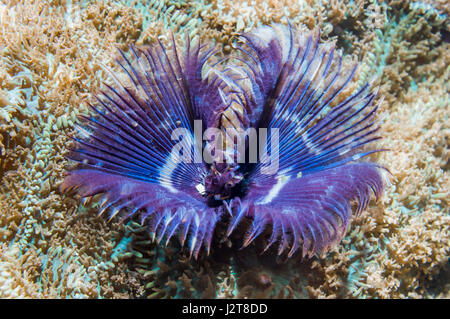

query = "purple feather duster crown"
61;24;388;259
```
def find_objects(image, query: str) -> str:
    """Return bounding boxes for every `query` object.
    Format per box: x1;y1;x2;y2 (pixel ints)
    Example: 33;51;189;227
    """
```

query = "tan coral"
0;0;448;299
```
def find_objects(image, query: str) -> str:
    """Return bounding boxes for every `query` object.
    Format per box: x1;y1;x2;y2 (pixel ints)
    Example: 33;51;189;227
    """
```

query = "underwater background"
0;0;448;298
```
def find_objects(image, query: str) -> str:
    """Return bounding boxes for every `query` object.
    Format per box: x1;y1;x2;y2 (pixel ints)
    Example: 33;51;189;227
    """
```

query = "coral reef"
0;0;448;298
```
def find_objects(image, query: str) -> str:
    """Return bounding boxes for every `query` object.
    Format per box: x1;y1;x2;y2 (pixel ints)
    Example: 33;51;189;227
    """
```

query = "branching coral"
0;0;145;298
379;2;448;104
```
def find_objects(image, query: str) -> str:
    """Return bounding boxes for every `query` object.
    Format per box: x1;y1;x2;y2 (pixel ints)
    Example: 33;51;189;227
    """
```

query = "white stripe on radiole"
158;157;179;194
256;171;291;205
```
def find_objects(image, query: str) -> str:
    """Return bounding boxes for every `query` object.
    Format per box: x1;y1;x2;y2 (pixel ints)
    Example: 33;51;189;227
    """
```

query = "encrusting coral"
0;0;448;298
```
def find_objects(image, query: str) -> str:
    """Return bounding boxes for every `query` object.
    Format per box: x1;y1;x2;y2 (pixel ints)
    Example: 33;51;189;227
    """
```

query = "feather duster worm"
60;24;388;259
